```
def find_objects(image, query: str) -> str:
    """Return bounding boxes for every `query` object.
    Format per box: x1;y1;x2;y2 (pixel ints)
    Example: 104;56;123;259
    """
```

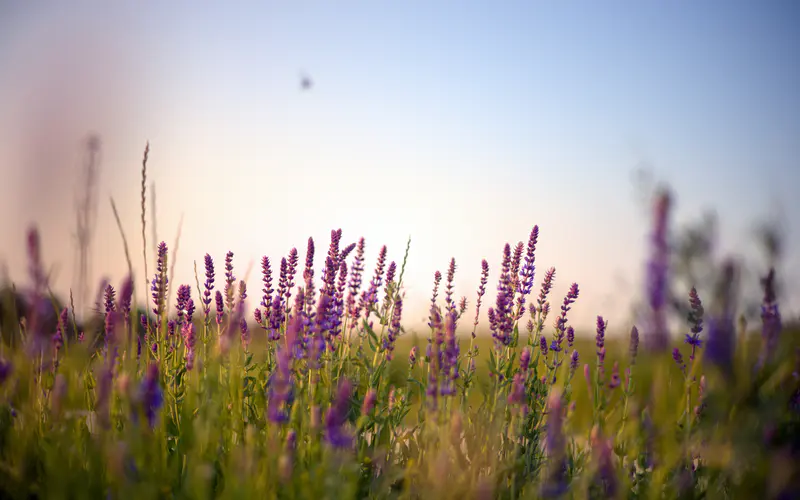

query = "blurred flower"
591;427;618;497
138;363;163;428
645;188;671;352
541;389;568;497
325;379;353;449
239;317;250;350
758;268;782;368
361;388;377;416
705;261;738;375
507;372;527;410
608;361;621;389
520;346;531;373
629;325;640;365
0;358;13;386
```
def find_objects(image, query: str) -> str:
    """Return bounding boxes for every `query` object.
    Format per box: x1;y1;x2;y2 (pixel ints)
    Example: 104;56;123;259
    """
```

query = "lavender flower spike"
325;379;354;449
541;389;568;497
645;188;672;352
138;363;164;428
705;260;738;375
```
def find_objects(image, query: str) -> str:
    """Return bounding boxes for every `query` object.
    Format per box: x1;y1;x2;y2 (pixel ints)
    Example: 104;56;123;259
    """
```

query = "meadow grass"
0;148;798;499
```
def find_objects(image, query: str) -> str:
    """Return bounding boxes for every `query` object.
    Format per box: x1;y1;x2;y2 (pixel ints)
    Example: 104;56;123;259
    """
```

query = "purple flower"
215;291;224;325
758;268;782;368
520;346;531;373
260;256;273;310
491;244;515;345
364;245;388;316
673;347;686;374
684;288;704;361
409;346;418;366
593;433;618;497
277;257;289;311
53;307;69;355
203;254;215;316
507;372;527;408
554;283;580;338
240;317;250;350
268;316;296;424
629;325;640;365
595;316;606;354
385;261;397;288
184;322;196;370
286;248;299;301
431;270;443;307
361;388;377;416
444;258;456;313
346;238;366;319
566;326;574;348
537;267;555;313
327;229;342;270
325;379;353;449
382;298;403;359
645;188;672;352
329;261;348;339
119;276;133;324
185;298;195;326
151;242;169;320
439;309;460;396
569;350;579;372
269;295;283;340
175;284;191;322
541;389;568;497
223;251;236;313
139;313;149;350
103;285;118;351
518;225;539;298
138;363;163;428
705;261;738;374
539;335;549;357
340;242;356;262
491;292;514;347
303;237;315;282
104;284;117;314
0;358;13;386
470;260;490;339
167;320;176;338
510;241;524;291
608;361;621;389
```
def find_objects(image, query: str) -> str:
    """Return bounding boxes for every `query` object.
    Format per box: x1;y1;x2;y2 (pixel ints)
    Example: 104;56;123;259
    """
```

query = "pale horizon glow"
1;1;799;337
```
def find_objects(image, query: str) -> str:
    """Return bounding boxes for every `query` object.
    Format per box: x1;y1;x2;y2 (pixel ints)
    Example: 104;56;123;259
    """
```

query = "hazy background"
0;1;798;336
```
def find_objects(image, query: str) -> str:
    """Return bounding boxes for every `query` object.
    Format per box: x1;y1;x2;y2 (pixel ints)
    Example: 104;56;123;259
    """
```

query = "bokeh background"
1;1;798;335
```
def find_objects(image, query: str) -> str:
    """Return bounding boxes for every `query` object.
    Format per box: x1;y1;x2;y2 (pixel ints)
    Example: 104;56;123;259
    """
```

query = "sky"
0;1;798;337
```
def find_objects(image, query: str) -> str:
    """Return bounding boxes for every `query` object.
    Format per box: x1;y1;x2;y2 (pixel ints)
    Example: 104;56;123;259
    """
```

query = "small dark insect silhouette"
300;73;313;91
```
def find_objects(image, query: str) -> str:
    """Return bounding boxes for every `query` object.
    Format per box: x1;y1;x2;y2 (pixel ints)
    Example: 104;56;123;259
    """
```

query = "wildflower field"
0;146;798;499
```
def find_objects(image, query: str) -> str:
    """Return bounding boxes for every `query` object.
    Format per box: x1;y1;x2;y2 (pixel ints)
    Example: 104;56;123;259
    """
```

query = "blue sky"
0;1;798;334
